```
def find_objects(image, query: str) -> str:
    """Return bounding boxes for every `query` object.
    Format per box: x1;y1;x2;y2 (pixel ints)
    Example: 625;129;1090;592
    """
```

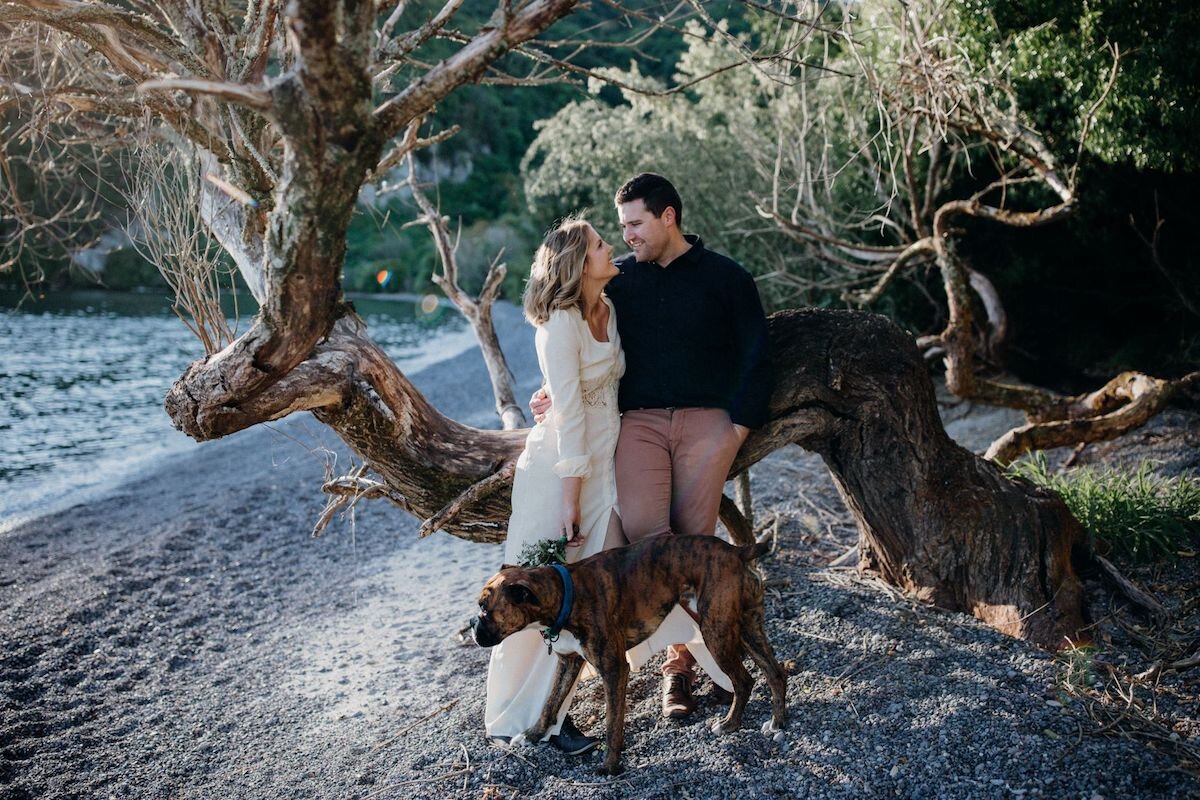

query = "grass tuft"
1055;644;1099;699
1007;454;1200;562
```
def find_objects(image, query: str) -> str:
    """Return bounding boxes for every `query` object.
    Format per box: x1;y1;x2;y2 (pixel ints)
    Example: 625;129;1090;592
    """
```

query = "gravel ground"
2;302;1197;800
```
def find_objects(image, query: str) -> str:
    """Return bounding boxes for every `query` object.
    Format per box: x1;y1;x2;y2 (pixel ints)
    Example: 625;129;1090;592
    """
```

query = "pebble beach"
2;301;1197;799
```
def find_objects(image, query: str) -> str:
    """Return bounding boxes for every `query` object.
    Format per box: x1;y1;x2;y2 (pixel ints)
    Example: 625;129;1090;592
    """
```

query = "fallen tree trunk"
166;306;1088;647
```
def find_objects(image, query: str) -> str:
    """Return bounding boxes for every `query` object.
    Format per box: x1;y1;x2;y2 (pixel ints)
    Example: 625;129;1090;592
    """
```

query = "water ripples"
0;290;467;525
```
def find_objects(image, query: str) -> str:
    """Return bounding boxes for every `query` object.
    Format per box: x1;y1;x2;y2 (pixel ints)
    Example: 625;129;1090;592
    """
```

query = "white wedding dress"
484;298;732;740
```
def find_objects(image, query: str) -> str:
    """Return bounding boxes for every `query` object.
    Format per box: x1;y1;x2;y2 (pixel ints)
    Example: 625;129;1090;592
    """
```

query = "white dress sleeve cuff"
552;455;591;479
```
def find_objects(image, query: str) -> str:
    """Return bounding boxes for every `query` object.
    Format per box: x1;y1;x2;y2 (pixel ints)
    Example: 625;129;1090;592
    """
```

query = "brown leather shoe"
662;674;696;719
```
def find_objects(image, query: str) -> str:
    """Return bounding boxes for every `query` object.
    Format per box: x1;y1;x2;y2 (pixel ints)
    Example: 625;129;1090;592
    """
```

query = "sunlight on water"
0;290;471;529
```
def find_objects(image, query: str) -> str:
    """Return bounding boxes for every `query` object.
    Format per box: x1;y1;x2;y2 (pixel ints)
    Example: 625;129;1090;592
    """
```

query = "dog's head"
471;565;555;647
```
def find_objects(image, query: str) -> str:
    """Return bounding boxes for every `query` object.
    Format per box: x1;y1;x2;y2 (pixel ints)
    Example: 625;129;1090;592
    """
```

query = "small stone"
889;766;899;779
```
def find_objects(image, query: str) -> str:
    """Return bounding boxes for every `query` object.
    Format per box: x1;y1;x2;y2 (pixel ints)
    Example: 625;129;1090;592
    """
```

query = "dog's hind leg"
525;653;585;742
742;604;788;731
700;616;754;734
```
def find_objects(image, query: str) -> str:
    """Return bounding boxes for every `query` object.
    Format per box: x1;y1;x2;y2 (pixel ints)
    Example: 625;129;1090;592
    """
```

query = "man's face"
618;198;673;264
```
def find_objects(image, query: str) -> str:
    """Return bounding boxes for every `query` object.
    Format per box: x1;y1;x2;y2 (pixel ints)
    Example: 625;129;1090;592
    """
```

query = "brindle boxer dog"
472;534;788;775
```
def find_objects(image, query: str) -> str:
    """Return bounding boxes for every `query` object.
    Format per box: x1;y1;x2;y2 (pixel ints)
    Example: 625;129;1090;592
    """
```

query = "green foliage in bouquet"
518;537;568;568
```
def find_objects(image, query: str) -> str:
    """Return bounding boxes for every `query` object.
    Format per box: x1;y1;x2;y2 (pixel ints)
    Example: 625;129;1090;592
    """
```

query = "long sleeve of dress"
537;311;591;479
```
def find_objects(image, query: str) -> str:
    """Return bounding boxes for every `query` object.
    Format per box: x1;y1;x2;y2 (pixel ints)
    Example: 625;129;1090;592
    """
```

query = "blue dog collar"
541;563;573;652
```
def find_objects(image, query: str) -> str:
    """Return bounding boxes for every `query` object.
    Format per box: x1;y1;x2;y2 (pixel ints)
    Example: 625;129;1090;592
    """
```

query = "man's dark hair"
615;173;683;228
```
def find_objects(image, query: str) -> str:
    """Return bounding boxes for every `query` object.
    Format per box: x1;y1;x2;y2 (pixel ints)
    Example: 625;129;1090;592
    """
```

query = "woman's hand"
560;476;584;547
561;500;584;547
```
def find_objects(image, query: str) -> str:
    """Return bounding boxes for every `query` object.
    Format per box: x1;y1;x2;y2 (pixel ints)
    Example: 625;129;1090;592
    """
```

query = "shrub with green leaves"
1007;454;1200;562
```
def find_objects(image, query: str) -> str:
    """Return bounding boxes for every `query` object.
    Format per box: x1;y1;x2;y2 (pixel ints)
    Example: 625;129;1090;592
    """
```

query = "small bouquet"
518;536;568;567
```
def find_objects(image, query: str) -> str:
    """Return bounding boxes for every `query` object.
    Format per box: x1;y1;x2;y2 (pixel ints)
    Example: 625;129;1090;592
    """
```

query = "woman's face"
583;225;618;283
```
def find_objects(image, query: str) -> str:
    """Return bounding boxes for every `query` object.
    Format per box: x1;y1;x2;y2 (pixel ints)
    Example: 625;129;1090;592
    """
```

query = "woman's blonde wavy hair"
523;215;592;325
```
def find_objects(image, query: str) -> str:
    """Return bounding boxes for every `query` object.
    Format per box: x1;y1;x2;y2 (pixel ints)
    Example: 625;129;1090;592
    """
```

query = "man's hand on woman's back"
530;387;552;423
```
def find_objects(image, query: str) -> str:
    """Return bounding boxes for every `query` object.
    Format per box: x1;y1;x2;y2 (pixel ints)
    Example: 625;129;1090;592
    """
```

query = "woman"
484;216;732;753
484;216;623;754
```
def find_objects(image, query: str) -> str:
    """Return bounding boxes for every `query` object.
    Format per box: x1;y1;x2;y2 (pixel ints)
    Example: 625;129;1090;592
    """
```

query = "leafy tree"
524;1;1197;467
957;0;1200;172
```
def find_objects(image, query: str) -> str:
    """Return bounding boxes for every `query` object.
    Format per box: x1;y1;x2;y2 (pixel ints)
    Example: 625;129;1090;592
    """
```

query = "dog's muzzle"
471;615;503;648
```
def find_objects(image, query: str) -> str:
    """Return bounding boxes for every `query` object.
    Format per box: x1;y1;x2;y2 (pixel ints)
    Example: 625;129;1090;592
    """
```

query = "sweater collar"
656;234;704;269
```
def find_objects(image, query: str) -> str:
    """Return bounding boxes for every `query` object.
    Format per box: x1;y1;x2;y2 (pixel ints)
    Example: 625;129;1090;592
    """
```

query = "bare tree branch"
376;0;582;137
138;78;272;111
406;157;528;430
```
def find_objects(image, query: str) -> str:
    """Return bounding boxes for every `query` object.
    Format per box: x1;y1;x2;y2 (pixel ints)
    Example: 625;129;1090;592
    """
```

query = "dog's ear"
504;580;539;607
500;563;518;571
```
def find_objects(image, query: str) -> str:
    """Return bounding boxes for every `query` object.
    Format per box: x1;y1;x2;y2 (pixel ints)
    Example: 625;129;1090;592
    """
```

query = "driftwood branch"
1136;651;1200;683
1092;555;1168;624
984;371;1199;465
719;492;755;547
315;466;418;537
406;157;527;430
138;78;272;110
419;460;517;538
375;0;581;137
734;471;754;531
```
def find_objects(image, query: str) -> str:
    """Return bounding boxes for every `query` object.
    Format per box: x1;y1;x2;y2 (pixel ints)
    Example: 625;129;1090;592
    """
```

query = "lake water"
0;290;474;532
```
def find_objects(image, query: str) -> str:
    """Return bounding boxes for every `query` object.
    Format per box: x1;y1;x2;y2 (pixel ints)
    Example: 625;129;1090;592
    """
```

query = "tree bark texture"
737;309;1087;648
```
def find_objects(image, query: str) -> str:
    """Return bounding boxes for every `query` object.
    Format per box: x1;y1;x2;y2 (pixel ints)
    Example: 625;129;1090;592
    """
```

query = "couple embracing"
484;173;772;754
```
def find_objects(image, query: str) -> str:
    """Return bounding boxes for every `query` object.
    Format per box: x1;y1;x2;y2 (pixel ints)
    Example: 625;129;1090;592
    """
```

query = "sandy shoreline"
2;302;1197;799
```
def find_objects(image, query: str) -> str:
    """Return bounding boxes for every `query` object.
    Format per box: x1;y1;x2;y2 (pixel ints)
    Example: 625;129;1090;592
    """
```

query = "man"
532;173;771;719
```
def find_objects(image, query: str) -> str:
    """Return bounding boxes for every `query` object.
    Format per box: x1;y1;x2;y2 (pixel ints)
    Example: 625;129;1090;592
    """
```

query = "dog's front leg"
595;650;629;776
525;653;585;742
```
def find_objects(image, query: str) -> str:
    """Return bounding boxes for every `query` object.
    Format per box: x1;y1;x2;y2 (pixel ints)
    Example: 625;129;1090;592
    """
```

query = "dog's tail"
739;540;771;563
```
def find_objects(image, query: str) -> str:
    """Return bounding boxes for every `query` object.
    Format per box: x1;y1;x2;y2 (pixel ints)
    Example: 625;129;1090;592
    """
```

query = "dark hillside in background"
412;0;749;223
